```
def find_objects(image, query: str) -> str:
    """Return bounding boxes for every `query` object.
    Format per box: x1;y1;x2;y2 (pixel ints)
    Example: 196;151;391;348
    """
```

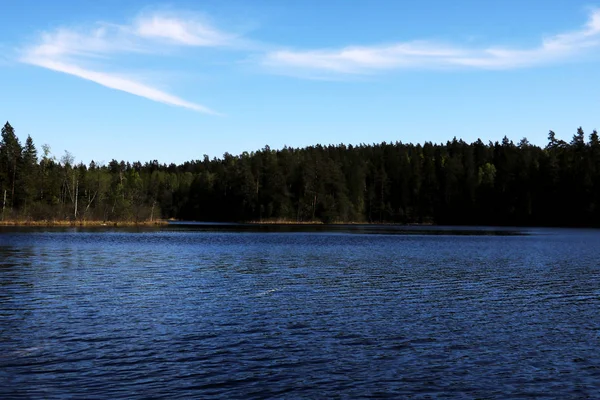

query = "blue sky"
2;0;600;164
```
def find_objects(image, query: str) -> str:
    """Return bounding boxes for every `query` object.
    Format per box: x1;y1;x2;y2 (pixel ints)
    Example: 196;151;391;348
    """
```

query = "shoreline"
0;219;433;227
0;220;169;227
244;219;434;226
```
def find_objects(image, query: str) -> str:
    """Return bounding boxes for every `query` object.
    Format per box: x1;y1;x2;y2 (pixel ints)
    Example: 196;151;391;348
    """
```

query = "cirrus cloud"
263;9;600;75
17;8;600;106
19;11;233;115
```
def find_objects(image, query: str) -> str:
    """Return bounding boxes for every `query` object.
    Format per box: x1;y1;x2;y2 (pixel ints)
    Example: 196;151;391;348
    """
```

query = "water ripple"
0;226;599;398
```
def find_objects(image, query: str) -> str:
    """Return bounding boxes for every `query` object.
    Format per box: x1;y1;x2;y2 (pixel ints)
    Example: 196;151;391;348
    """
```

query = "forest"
1;120;600;226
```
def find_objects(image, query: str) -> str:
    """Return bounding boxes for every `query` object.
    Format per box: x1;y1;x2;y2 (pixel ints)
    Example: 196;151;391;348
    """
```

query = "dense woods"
1;120;600;226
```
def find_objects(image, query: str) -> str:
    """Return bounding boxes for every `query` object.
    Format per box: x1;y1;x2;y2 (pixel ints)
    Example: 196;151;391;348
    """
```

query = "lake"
1;224;599;398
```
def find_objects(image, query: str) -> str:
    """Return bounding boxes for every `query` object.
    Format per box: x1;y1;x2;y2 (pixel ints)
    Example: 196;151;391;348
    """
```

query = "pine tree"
0;122;23;209
21;135;38;214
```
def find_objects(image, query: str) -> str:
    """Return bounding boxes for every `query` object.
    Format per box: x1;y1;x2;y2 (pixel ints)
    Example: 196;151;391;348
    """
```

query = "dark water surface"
1;224;599;399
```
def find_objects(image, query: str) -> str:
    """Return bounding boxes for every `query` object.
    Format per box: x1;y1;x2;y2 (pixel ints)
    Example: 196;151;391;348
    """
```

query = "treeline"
1;121;600;226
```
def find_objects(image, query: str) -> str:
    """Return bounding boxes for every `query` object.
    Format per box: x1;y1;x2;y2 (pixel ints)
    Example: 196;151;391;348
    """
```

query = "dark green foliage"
2;120;600;226
0;122;23;211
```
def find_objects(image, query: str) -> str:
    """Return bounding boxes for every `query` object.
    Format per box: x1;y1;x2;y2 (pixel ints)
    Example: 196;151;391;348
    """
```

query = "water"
1;224;599;399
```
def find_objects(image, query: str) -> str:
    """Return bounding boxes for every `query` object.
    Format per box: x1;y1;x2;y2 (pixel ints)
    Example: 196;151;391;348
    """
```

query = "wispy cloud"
263;9;600;75
26;58;218;114
133;13;234;46
19;12;232;114
18;8;600;97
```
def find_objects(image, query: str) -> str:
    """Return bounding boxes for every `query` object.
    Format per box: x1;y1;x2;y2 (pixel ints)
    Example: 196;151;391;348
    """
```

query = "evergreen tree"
0;122;23;210
21;135;38;213
2;119;600;227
